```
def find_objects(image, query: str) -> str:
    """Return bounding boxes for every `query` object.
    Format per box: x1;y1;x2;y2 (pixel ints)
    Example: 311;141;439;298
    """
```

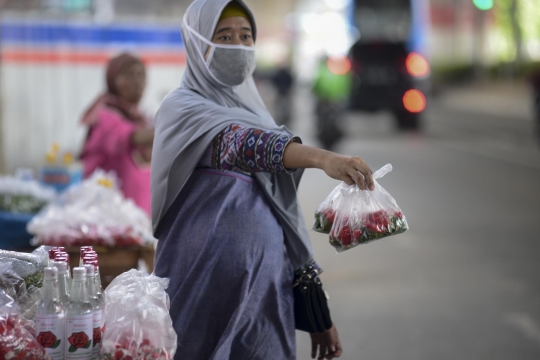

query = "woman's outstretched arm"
283;142;375;191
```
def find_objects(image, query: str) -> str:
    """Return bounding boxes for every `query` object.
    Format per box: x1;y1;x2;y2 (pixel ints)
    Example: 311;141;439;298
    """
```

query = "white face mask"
185;21;256;87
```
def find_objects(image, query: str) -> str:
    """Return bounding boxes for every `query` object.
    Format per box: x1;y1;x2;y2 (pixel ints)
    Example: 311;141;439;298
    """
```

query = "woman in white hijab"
151;1;374;359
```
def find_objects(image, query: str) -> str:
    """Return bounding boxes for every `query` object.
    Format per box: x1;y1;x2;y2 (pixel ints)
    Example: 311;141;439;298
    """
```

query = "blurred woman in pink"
80;53;154;214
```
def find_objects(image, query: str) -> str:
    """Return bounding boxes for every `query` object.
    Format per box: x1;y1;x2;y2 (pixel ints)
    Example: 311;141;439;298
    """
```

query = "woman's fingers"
346;169;366;189
342;157;374;190
342;175;356;186
333;341;343;357
360;166;375;191
321;153;375;190
318;344;328;360
311;339;318;359
353;159;374;191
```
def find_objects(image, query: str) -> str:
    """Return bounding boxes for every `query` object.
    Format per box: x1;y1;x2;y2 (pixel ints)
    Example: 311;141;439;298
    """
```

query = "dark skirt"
154;168;296;360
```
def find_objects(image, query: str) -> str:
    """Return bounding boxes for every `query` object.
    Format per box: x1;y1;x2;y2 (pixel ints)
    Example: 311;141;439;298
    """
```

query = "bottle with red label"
65;267;93;360
84;264;104;359
35;267;65;360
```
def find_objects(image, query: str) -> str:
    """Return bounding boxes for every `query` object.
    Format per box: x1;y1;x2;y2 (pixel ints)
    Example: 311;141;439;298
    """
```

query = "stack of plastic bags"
313;164;409;252
28;170;154;247
101;269;177;360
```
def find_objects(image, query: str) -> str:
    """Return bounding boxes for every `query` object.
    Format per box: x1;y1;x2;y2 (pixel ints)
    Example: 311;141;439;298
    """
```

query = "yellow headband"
219;2;251;23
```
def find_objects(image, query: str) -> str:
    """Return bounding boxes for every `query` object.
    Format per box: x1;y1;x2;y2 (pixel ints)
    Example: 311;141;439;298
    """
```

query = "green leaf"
69;345;77;353
84;340;92;349
51;340;61;349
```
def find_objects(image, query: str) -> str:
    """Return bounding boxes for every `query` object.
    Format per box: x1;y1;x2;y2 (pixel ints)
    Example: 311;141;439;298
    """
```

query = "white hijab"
151;0;314;269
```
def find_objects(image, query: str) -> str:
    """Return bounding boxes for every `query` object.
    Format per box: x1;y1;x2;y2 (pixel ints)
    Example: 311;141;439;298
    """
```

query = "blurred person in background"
270;62;294;128
312;55;352;150
152;0;374;359
80;53;154;215
530;69;540;142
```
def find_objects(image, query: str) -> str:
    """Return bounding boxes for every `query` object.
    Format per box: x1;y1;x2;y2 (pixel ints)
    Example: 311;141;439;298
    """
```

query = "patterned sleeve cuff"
241;130;302;174
275;135;302;174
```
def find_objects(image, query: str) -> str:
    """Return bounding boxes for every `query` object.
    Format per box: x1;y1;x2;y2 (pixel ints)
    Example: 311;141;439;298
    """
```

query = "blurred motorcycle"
531;70;540;143
312;56;351;150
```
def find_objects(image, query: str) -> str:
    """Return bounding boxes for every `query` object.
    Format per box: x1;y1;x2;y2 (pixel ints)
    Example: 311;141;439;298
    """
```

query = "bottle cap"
52;261;68;273
55;246;66;251
83;264;95;276
55;254;67;260
86;260;99;271
72;267;87;281
83;256;97;264
49;248;64;259
44;267;58;280
80;246;94;253
55;254;69;263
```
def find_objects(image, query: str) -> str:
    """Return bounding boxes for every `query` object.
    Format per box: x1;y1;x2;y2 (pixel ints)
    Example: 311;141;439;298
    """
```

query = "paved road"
290;87;540;360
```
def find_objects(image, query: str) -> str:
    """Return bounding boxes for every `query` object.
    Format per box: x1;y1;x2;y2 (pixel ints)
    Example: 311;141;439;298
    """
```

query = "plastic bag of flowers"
325;164;409;252
101;270;176;360
0;289;51;360
312;182;349;234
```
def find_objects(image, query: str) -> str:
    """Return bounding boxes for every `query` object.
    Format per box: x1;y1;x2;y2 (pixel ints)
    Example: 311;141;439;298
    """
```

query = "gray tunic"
154;168;296;360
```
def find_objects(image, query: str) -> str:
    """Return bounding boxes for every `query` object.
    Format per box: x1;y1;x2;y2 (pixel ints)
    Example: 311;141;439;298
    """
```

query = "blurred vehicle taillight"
327;56;352;75
403;89;426;113
406;52;430;77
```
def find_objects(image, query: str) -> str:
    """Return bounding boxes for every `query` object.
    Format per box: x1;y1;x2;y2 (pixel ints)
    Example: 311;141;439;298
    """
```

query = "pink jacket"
81;107;151;215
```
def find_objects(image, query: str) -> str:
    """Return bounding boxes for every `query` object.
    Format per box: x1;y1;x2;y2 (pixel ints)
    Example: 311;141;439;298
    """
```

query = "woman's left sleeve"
211;124;301;173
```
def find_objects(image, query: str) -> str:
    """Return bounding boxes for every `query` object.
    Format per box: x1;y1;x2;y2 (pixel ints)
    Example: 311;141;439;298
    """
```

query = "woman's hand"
320;152;374;190
282;142;374;190
310;324;343;359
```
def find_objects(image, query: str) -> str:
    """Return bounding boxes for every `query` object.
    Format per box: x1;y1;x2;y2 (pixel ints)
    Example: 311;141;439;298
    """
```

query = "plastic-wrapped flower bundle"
101;270;177;360
0;290;51;360
313;164;409;252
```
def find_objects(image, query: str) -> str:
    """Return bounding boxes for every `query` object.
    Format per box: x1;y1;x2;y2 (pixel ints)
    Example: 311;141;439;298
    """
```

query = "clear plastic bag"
0;262;27;301
101;270;176;360
0;261;42;321
322;164;409;252
0;248;48;288
313;182;349;234
0;289;51;360
105;269;170;309
28;170;155;247
18;285;41;321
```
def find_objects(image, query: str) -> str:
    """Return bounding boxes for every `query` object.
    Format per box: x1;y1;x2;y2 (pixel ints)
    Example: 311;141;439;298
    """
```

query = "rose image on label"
37;330;62;349
68;331;92;353
93;326;102;347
